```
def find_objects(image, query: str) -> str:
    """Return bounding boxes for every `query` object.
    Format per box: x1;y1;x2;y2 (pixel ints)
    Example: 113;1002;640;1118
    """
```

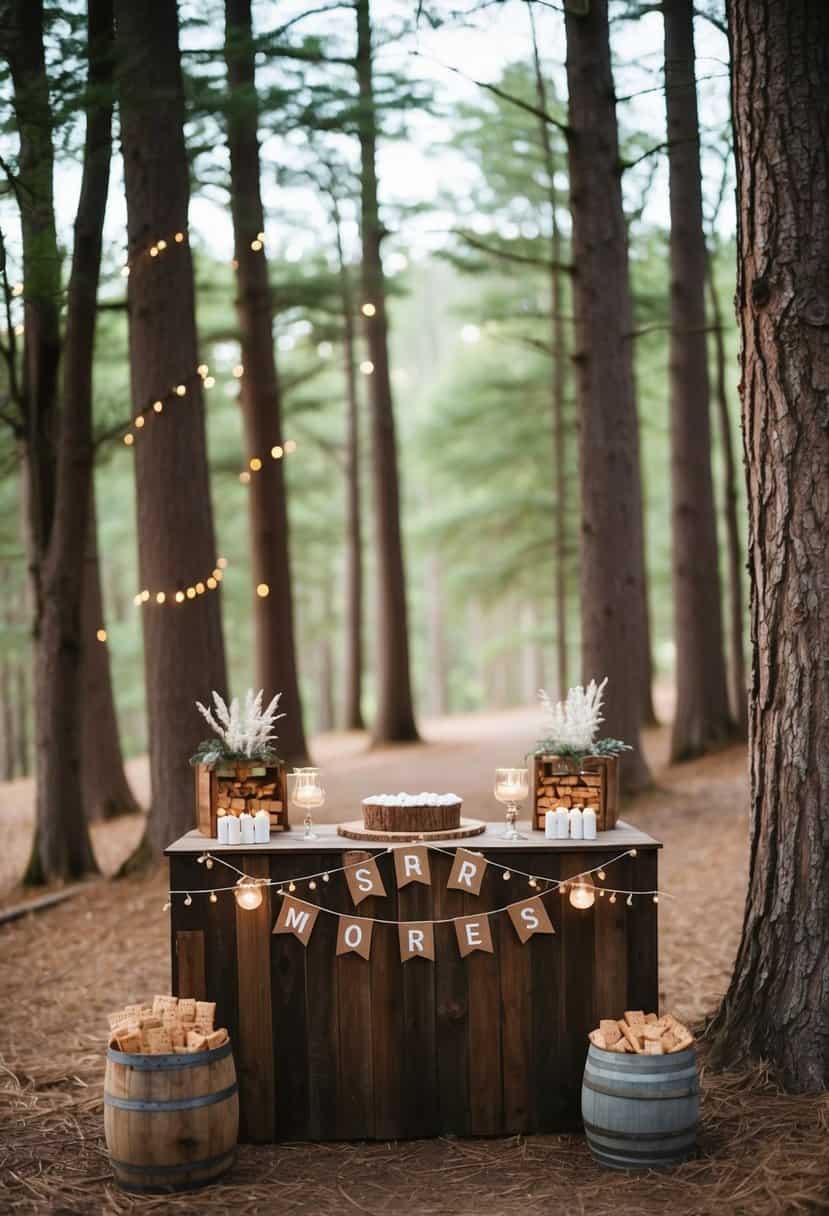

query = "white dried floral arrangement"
191;689;285;767
534;677;630;760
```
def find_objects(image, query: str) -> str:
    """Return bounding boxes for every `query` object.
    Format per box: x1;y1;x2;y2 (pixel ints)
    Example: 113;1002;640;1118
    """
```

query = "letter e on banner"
393;844;431;889
344;851;387;906
398;921;435;961
454;914;494;957
507;896;555;944
447;847;487;895
336;916;373;959
272;895;320;945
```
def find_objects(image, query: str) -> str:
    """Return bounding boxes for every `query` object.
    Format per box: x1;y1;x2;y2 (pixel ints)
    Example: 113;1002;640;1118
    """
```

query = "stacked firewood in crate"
216;774;284;831
533;754;619;831
536;769;602;812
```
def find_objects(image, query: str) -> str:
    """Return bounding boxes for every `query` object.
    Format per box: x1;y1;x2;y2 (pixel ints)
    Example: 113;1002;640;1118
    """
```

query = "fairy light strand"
164;845;670;919
132;557;228;608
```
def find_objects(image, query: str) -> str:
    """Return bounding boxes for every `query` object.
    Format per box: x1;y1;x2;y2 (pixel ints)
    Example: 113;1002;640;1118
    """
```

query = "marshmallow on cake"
361;791;463;834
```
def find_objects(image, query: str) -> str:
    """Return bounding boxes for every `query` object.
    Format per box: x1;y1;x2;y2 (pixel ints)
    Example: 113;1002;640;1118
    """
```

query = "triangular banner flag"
393;844;432;888
507;896;555;943
454;914;494;957
344;854;387;906
336;915;374;959
272;895;319;945
398;921;435;961
447;847;487;896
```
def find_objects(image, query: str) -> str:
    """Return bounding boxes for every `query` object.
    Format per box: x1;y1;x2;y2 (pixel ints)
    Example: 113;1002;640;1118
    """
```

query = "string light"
360;360;374;375
96;628;107;643
164;848;671;920
234;879;264;911
256;583;270;598
232;364;244;378
12;282;23;297
528;877;538;888
597;869;606;881
238;439;298;483
184;894;192;906
120;228;189;277
502;870;511;881
209;891;218;904
361;302;376;317
132;559;227;609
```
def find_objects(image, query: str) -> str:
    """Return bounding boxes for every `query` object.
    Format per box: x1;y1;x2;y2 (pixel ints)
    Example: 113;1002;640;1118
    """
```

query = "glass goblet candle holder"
494;767;529;840
291;770;325;839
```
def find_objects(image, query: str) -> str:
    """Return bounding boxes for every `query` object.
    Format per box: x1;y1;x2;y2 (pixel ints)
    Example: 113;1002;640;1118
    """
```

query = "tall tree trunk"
0;653;15;780
563;0;651;790
81;486;140;818
115;0;228;857
529;3;568;698
316;574;336;733
224;0;308;763
330;185;365;731
15;657;29;776
355;0;419;744
664;0;733;761
1;0;62;626
707;0;829;1092
706;253;747;736
427;554;449;717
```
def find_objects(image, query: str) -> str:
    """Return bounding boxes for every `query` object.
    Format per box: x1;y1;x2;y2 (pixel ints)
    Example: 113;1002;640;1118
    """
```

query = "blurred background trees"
0;0;743;869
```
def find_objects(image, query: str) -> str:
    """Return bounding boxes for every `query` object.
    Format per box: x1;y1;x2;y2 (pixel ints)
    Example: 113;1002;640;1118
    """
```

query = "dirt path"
1;709;826;1214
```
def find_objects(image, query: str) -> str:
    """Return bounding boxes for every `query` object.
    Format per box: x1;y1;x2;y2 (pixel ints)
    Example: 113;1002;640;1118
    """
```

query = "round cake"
361;792;462;834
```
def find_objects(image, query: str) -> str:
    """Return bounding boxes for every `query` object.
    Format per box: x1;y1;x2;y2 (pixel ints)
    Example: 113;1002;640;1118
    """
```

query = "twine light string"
164;844;671;919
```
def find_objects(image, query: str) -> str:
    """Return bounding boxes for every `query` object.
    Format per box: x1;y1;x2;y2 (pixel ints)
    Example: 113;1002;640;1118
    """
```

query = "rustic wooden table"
166;821;660;1142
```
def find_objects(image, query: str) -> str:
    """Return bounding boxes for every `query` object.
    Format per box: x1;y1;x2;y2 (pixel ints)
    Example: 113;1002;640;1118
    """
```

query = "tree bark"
224;0;308;764
355;0;419;744
707;0;829;1092
563;0;651;790
706;253;747;736
0;653;15;780
529;3;568;698
115;0;228;857
427;554;449;717
329;183;365;731
81;486;140;819
664;0;733;761
0;0;62;624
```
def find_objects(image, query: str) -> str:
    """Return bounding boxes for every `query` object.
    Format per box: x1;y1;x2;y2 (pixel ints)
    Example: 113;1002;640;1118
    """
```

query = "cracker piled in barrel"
217;774;283;830
108;995;229;1055
588;1010;694;1055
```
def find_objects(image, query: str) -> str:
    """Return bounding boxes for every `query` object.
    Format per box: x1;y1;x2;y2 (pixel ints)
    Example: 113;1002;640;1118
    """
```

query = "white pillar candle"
569;807;583;839
583;807;597;839
555;806;569;838
226;815;241;845
240;813;255;845
544;809;556;839
254;809;270;843
217;814;230;845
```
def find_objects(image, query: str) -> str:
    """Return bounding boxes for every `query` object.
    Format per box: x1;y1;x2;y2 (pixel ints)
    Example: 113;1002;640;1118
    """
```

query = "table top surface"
165;818;661;856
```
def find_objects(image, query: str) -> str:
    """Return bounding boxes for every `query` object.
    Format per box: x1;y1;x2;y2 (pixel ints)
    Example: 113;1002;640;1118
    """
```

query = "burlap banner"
393;844;431;888
345;854;387;906
446;847;487;895
454;914;494;957
272;895;319;945
336;915;374;959
398;921;435;961
507;896;555;943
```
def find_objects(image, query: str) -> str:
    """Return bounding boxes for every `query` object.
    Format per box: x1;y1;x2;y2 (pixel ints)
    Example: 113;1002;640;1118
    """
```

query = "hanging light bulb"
217;557;228;570
308;880;317;891
569;879;595;910
174;231;185;243
209;891;218;904
502;870;511;881
652;894;659;904
322;873;330;883
270;445;283;459
609;892;617;904
234;879;263;910
361;302;376;317
135;415;145;428
629;849;638;858
123;433;134;446
627;893;634;907
250;457;262;471
186;587;196;599
163;900;171;912
597;869;606;881
184;894;192;906
153;400;163;413
288;881;296;893
528;877;538;888
157;239;167;251
156;592;166;604
205;857;214;869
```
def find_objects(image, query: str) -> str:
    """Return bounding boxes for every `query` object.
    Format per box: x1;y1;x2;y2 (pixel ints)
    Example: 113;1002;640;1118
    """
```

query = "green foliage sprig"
530;737;632;763
190;739;281;769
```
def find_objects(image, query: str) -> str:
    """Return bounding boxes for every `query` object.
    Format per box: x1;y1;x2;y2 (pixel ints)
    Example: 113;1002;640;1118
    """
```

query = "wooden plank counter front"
165;821;660;1142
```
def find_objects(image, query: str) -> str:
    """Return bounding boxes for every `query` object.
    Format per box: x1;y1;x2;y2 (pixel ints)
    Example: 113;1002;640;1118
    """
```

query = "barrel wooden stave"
104;1044;238;1193
581;1044;699;1169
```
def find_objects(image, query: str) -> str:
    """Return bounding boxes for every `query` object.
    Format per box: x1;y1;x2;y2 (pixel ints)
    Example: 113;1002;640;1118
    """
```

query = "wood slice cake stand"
338;817;486;843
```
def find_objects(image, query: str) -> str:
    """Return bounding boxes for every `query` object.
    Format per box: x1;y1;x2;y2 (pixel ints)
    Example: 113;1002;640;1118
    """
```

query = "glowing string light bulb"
569;879;596;910
96;629;107;643
234;879;263;911
627;894;634;907
184;894;192;906
209;891;218;904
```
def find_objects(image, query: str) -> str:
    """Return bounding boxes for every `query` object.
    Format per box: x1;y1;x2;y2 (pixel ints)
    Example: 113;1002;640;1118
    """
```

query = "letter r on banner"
398;920;435;961
447;847;487;895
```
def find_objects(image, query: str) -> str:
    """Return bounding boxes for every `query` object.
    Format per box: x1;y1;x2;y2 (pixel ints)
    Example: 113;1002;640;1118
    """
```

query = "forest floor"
1;708;827;1214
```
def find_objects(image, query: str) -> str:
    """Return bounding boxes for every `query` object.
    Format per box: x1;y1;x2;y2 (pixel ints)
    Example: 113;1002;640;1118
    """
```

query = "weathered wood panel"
235;855;274;1141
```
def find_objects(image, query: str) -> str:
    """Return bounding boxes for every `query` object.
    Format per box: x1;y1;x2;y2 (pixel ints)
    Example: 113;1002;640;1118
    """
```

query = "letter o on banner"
336;916;373;959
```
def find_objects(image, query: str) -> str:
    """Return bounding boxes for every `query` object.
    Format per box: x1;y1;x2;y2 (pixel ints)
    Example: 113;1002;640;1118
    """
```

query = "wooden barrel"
104;1041;238;1193
581;1044;699;1169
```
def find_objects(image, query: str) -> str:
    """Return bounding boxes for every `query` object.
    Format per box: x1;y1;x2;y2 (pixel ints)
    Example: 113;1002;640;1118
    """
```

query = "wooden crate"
532;753;619;831
194;762;288;838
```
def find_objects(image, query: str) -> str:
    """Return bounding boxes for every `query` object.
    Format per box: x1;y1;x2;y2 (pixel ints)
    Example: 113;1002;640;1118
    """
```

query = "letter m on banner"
272;895;320;945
